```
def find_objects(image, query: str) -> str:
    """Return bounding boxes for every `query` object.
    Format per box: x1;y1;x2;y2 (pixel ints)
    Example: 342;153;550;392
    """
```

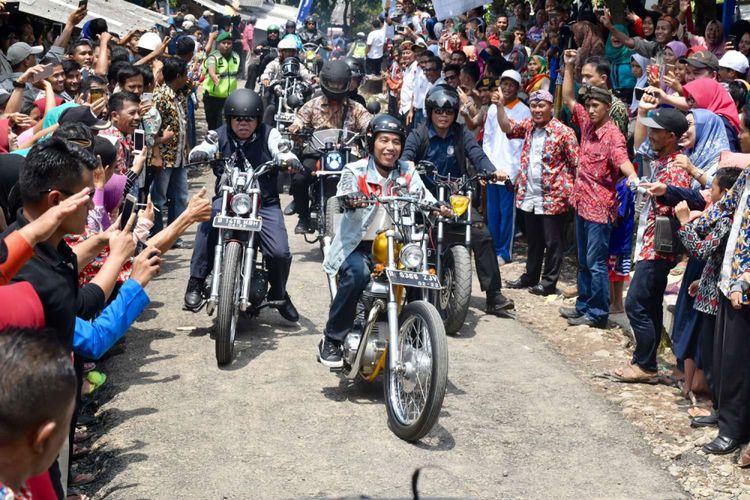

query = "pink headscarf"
683;78;741;132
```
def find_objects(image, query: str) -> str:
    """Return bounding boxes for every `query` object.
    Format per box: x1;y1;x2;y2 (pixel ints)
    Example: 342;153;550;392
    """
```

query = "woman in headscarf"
0;119;18;154
508;44;528;76
683;78;741;152
661;40;688;94
571;20;604;82
606;24;636;104
629;54;649;114
524;54;549;93
687;19;727;58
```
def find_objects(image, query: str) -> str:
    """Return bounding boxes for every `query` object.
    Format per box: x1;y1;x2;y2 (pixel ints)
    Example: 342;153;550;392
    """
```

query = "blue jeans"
150;166;188;234
575;215;611;324
625;259;673;372
485;183;515;262
325;248;372;343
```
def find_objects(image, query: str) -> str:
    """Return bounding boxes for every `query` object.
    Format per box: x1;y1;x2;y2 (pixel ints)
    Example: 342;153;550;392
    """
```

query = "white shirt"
399;61;419;115
482;99;530;183
412;68;429;111
416;76;445;111
520;128;547;214
366;29;385;59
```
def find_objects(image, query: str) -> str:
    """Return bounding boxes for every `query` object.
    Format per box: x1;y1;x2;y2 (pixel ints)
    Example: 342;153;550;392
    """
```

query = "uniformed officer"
184;89;300;322
203;31;241;130
286;59;372;235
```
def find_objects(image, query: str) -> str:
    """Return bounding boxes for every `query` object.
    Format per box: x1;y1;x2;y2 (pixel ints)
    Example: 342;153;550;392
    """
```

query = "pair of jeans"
575;215;611;324
325;248;372;342
625;259;673;372
485;183;515;262
519;210;566;289
150;166;188;234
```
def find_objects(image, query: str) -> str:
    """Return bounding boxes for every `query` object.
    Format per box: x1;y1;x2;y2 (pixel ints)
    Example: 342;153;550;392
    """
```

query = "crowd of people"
3;0;750;497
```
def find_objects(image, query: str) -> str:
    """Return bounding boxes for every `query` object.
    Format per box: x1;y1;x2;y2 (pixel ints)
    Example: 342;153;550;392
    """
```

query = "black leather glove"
343;192;368;210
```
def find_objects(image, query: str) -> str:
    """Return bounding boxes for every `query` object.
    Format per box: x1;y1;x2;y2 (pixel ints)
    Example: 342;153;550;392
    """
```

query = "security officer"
203;31;240;130
286;59;372;235
342;56;367;107
401;85;515;316
184;89;301;322
246;23;281;90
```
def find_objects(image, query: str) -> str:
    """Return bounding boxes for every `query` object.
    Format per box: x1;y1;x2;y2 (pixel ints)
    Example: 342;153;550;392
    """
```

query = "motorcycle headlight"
230;193;252;215
449;195;470;217
399;243;424;270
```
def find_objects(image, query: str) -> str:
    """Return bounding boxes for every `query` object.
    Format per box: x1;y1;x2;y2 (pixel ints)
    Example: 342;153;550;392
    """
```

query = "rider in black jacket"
401;85;515;316
245;24;281;90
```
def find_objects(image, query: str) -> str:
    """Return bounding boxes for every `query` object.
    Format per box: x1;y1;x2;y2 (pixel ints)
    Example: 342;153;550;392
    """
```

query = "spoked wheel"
320;196;340;254
384;301;448;442
215;241;242;365
435;245;472;335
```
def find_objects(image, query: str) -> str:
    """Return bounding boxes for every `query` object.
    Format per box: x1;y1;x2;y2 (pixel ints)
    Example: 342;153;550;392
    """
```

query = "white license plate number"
276;112;295;123
386;269;442;290
213;216;262;231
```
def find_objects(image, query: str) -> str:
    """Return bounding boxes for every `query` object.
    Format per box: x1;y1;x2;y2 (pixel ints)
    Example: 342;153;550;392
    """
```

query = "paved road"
92;174;685;499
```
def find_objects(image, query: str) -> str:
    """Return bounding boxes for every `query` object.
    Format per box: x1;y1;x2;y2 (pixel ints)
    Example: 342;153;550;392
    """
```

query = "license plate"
276;112;295;123
386;269;442;290
213;215;262;231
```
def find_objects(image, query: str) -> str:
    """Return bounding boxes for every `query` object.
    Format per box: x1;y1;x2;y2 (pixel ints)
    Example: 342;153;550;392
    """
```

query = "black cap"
640;108;689;137
59;106;111;130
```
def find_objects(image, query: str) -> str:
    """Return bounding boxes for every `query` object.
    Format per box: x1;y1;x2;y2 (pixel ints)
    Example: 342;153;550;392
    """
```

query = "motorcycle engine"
248;268;269;307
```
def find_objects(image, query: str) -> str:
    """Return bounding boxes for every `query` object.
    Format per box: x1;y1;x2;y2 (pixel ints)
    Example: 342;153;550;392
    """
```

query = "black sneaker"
486;292;514;316
318;337;343;368
184;276;205;311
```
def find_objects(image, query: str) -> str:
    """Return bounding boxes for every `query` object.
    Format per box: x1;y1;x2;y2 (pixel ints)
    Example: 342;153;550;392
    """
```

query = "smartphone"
88;87;105;104
729;35;737;48
647;63;660;82
119;194;138;230
634;87;646;101
132;129;145;155
78;0;88;8
395;24;406;34
52;23;63;40
32;64;56;84
140;92;153;105
566;34;576;50
211;24;219;33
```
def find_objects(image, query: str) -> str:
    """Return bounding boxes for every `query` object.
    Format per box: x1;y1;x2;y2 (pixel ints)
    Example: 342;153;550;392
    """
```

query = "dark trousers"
575;215;612;324
365;56;383;75
203;94;226;131
190;198;292;300
246;61;260;90
699;311;717;409
625;259;673;372
290;157;317;220
715;298;750;441
326;247;372;342
520;210;566;289
469;206;502;294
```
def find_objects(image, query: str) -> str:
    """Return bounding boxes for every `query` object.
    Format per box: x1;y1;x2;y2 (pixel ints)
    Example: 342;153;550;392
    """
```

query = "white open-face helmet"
138;32;162;52
278;37;298;50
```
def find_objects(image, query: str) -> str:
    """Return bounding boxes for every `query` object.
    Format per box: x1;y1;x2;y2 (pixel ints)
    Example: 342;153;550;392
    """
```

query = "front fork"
239;192;260;311
386;230;400;374
208;190;229;312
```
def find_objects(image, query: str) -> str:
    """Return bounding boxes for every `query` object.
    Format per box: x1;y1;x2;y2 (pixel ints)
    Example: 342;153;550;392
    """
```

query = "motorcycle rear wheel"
215;241;242;365
384;301;448;442
436;245;472;335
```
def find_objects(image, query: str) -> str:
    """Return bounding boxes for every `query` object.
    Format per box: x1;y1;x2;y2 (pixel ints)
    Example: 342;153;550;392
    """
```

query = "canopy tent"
16;0;168;34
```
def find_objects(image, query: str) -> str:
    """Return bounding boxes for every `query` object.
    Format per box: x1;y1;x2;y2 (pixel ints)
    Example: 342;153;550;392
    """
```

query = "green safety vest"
202;50;240;99
351;41;367;59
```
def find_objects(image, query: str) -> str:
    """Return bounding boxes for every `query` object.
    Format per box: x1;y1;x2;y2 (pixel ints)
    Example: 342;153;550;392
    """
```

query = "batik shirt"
505;117;579;215
691;168;750;298
153;84;188;168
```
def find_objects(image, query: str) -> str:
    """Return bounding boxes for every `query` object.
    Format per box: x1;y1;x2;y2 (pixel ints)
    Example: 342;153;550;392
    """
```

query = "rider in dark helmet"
299;16;332;50
286;59;373;234
183;88;302;322
245;24;282;90
341;56;367;107
316;113;450;368
400;84;516;317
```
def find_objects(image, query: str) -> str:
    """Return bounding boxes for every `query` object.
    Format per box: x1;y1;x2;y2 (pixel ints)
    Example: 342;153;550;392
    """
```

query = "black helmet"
285;20;296;29
223;88;263;119
425;85;459;119
342;57;364;80
366;114;405;154
281;56;301;76
320;60;351;101
305;16;316;26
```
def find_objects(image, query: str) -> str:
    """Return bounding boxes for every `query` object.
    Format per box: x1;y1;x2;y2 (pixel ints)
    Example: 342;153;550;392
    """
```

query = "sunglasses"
433;109;453;116
234;116;257;122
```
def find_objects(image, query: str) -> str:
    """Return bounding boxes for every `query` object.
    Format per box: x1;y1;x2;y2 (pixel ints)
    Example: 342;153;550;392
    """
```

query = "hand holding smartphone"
32;64;55;84
119;194;138;231
132;129;145;155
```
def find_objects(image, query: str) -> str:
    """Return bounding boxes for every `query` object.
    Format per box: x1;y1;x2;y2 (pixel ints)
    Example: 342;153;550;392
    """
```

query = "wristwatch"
692;168;705;179
12;80;25;89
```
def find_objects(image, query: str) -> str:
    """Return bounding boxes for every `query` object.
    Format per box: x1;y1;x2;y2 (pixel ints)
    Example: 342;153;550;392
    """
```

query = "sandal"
70;471;96;486
688;406;712;418
84;371;106;394
604;363;659;384
738;445;750;468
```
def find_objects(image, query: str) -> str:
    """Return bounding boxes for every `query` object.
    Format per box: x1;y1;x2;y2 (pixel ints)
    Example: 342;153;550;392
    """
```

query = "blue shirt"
426;123;460;178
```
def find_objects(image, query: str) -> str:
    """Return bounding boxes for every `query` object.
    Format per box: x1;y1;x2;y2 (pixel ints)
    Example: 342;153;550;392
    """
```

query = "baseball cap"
413;38;427;49
7;42;43;66
719;50;750;74
640;108;689;137
500;69;522;86
679;50;719;71
59;106;111;131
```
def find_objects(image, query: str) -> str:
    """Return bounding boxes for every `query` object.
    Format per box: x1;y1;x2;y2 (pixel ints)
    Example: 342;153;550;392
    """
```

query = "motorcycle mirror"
278;139;293;153
366;100;381;115
287;94;302;108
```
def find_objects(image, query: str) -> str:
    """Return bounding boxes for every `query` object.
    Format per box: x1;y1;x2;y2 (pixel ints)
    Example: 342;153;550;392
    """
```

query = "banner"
296;0;314;25
433;0;485;21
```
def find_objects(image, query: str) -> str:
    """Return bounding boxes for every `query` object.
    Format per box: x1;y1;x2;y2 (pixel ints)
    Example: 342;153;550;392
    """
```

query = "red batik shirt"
636;150;692;262
571;103;630;224
506;117;579;215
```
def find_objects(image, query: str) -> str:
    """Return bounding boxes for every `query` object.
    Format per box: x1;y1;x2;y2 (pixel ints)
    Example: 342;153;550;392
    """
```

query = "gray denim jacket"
322;157;435;275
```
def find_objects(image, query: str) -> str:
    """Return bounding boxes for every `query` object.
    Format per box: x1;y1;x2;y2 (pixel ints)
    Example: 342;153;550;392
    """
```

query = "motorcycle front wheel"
436;245;472;335
215;241;242;365
384;301;448;442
